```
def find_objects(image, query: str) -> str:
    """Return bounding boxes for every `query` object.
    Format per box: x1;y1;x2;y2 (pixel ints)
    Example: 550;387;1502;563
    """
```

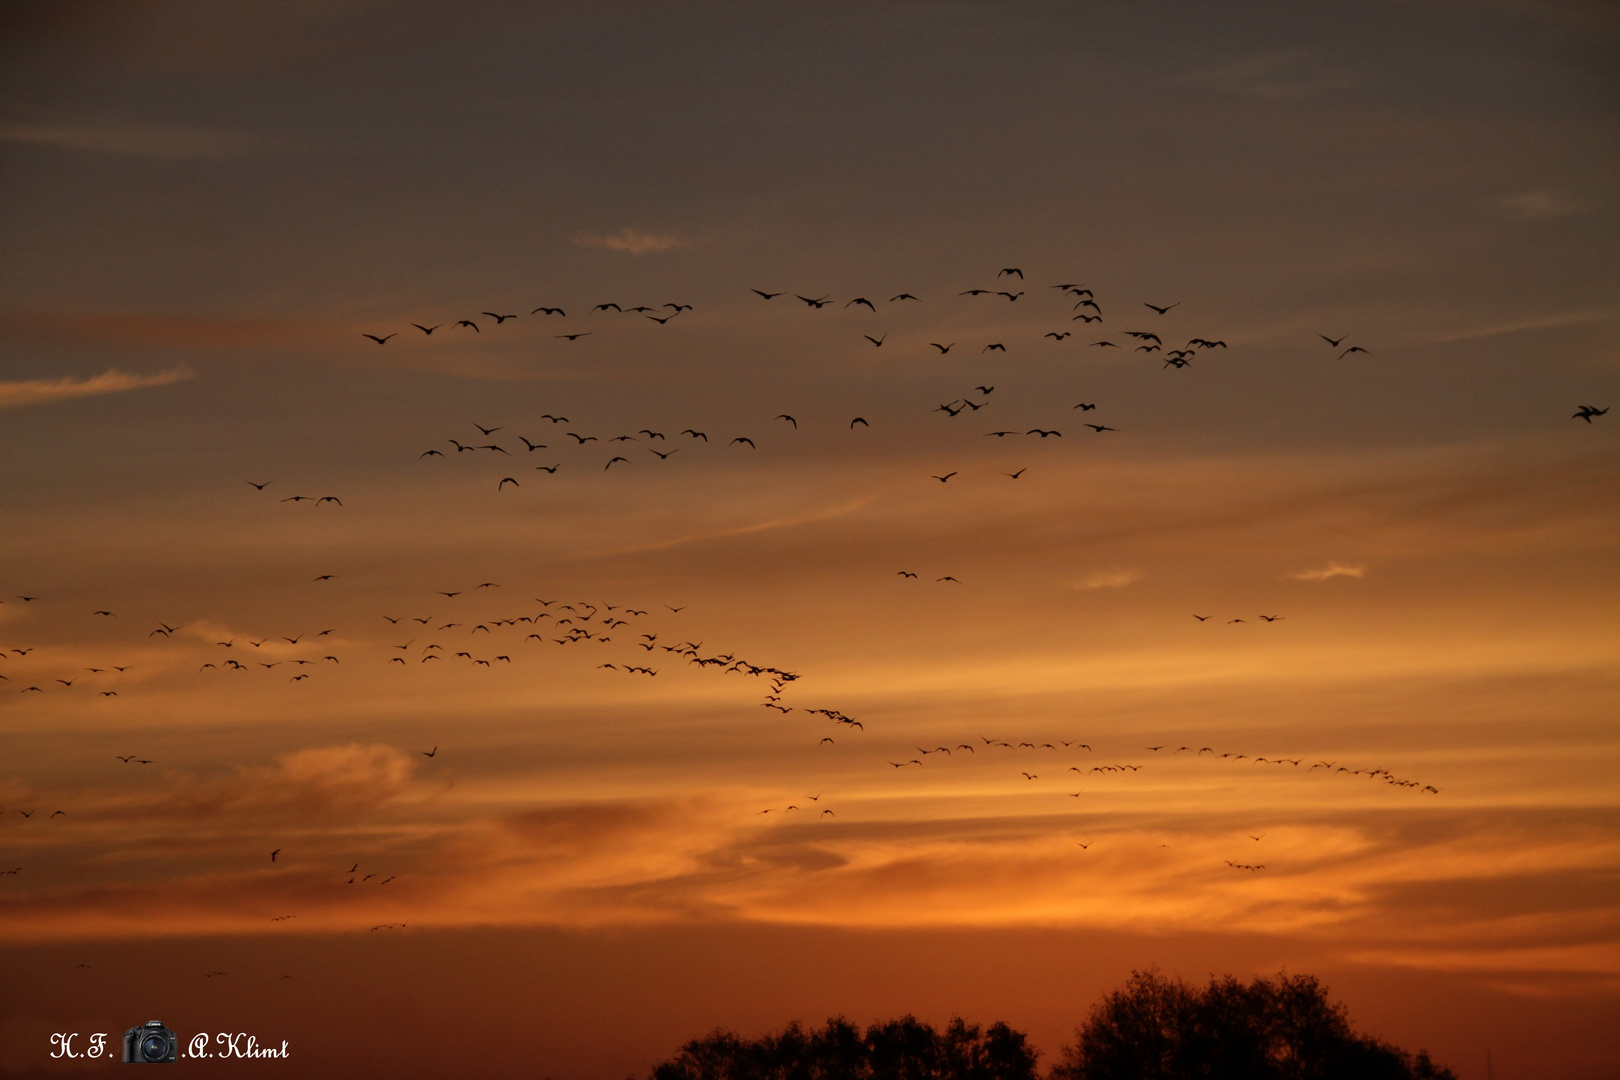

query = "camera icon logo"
122;1022;178;1063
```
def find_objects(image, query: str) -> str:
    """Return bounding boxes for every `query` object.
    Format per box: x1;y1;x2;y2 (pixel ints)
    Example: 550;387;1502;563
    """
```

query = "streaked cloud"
573;228;687;254
0;366;193;410
1177;50;1361;99
1288;562;1366;582
1494;190;1596;220
0;122;262;158
1071;569;1143;591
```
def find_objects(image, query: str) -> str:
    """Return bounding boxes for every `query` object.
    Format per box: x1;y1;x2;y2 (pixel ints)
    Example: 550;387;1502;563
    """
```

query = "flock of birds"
3;267;1607;946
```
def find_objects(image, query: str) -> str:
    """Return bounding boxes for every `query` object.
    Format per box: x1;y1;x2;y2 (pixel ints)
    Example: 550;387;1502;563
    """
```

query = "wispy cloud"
574;228;686;255
1072;569;1143;591
1288;562;1366;582
1493;190;1595;220
0;366;194;410
0;123;262;158
1412;307;1620;347
1177;50;1361;100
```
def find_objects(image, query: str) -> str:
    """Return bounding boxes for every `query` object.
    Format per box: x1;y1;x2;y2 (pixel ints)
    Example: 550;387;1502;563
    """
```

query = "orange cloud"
1288;562;1366;582
0;366;193;409
573;228;687;254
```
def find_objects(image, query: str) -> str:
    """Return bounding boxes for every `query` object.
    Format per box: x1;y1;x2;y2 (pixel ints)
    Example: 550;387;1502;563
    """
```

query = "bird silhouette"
361;333;395;344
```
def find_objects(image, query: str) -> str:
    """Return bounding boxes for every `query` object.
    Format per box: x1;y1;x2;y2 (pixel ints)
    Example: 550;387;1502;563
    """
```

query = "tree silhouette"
647;970;1456;1080
1050;968;1457;1080
649;1015;1039;1080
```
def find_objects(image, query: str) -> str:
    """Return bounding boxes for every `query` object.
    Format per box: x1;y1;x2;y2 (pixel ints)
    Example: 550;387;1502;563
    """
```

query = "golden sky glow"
1;3;1617;1078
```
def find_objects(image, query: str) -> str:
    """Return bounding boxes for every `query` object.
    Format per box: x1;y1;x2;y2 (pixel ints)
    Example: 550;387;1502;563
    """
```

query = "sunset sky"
1;3;1617;1077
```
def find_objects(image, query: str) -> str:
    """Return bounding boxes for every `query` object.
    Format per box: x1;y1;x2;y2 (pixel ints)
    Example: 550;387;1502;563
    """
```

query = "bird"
1339;346;1369;358
483;312;517;323
891;293;919;301
1026;429;1061;438
751;290;782;299
1193;614;1211;621
1574;405;1609;422
1320;334;1347;347
863;334;885;346
605;457;629;468
976;386;994;394
1045;332;1070;340
999;268;1023;279
245;480;273;490
1083;424;1117;432
936;575;960;583
897;571;918;578
931;472;957;482
681;429;707;441
317;496;342;505
960;289;991;296
646;313;676;324
982;343;1006;352
1091;340;1118;347
796;295;831;308
456;320;480;331
361;333;395;344
531;306;565;316
1258;615;1284;622
930;343;954;353
846;297;876;310
270;849;280;862
593;303;622;312
1005;468;1026;479
498;477;519;490
1073;403;1096;411
850;417;869;428
730;437;755;448
776;414;797;428
556;332;592;340
1143;301;1181;314
412;323;441;334
422;747;437;758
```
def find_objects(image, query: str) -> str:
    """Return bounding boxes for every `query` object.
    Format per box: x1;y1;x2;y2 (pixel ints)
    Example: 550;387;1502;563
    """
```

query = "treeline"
648;969;1457;1080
